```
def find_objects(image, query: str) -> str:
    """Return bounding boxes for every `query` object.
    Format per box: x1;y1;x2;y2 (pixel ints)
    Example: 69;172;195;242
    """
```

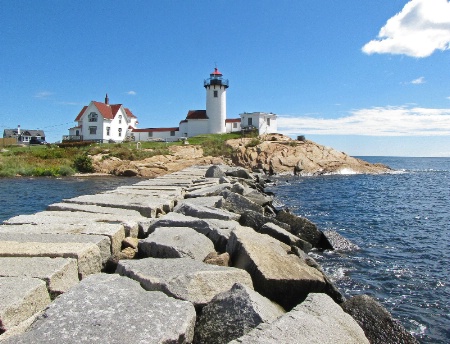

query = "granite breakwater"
0;165;417;343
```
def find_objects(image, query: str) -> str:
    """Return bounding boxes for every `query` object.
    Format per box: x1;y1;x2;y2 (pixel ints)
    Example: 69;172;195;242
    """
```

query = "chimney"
17;125;21;135
105;93;109;105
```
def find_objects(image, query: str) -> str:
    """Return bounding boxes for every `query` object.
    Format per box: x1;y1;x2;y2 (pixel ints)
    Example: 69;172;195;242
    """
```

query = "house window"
148;132;153;138
118;128;122;137
89;126;97;135
23;136;30;142
170;131;175;136
88;112;98;122
248;118;253;126
267;118;270;126
106;127;110;136
214;90;218;98
118;115;122;124
75;130;80;136
233;123;237;128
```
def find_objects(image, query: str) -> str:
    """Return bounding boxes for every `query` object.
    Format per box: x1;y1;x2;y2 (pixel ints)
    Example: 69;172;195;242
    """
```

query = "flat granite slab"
0;231;111;265
0;241;101;279
0;277;50;332
0;221;124;255
5;210;139;239
116;257;253;307
63;193;174;217
45;203;152;237
1;274;196;344
0;257;78;298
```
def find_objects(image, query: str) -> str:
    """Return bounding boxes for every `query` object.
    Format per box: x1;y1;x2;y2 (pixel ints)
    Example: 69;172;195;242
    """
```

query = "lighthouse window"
214;90;218;98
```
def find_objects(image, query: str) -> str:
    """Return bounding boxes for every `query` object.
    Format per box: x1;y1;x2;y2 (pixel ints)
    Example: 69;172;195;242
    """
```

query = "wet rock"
341;294;419;344
323;230;360;251
239;211;290;232
276;210;333;250
260;222;312;252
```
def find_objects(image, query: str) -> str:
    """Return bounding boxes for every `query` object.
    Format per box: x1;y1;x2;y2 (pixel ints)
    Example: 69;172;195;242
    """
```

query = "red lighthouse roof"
210;68;222;76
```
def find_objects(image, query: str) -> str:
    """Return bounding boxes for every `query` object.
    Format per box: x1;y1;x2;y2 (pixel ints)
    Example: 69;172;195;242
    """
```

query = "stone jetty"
0;165;418;343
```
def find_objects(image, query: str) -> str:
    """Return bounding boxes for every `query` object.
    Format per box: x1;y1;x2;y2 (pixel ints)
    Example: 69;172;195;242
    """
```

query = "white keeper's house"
64;68;277;143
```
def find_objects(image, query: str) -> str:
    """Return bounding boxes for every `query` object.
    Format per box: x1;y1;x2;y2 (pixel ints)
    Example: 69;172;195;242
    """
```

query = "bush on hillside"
73;154;94;173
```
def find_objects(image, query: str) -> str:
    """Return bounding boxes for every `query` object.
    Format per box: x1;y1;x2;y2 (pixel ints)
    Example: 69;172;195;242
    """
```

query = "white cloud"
277;106;450;137
126;90;137;95
411;76;425;84
362;0;450;58
34;91;53;99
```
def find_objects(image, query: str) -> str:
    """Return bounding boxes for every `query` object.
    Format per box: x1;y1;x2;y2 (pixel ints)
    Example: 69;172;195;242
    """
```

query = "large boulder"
147;212;232;252
276;210;333;250
341;294;419;344
0;277;51;333
139;226;214;261
229;293;369;344
239;211;290;232
174;202;240;221
116;257;253;307
220;190;264;215
226;226;326;310
2;274;196;344
205;165;226;178
260;222;312;252
323;230;360;251
194;283;285;344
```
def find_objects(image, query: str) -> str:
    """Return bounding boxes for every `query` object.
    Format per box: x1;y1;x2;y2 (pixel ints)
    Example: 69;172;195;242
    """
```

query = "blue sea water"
267;157;449;344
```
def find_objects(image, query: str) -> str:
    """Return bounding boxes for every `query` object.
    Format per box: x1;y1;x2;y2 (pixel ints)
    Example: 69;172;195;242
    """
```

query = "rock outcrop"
227;134;390;175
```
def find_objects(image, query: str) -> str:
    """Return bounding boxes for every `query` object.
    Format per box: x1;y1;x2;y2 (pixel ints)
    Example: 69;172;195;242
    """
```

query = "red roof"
186;110;208;120
211;67;222;76
75;101;137;121
132;127;179;133
226;118;241;123
75;106;88;121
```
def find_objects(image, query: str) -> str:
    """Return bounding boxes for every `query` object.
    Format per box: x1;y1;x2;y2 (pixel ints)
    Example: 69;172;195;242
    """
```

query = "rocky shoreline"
0;164;417;343
90;134;390;178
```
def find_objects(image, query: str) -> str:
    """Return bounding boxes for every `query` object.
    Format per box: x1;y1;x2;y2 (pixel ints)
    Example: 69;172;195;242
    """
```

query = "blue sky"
1;0;449;156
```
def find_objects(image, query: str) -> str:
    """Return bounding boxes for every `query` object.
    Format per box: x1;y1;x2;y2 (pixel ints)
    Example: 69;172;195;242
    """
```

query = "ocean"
0;158;448;343
266;157;449;344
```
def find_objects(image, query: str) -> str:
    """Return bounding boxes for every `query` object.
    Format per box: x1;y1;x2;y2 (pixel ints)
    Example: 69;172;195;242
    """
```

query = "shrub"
73;154;94;173
245;138;261;148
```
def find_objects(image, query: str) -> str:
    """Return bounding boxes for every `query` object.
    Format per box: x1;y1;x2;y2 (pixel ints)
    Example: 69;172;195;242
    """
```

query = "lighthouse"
204;67;229;134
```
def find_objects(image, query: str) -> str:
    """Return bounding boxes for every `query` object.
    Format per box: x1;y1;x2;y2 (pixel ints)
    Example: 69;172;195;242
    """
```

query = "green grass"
0;133;245;177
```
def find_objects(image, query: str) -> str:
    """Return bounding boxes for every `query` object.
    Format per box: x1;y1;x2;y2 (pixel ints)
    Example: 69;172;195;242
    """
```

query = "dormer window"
88;112;98;122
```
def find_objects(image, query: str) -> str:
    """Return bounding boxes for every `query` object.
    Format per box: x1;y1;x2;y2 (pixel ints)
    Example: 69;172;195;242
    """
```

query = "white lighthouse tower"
204;67;229;134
